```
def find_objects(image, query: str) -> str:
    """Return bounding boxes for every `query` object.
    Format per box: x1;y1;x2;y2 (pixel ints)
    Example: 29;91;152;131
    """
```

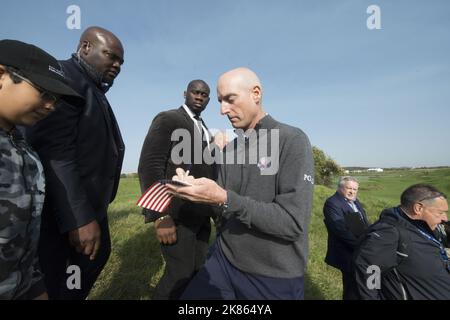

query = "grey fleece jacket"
217;115;314;278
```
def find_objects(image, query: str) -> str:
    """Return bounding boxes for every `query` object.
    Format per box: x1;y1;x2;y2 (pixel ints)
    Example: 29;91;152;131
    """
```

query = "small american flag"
136;181;173;213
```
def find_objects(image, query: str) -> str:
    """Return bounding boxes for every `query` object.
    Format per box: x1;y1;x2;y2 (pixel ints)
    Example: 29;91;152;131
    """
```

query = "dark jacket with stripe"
354;207;450;300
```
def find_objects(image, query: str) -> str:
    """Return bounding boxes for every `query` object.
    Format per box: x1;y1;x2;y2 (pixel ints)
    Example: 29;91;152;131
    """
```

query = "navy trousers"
181;239;304;300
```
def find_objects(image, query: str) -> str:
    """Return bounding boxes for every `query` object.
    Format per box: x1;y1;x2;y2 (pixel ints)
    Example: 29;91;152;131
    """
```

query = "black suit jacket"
138;107;216;226
26;57;125;234
323;192;369;273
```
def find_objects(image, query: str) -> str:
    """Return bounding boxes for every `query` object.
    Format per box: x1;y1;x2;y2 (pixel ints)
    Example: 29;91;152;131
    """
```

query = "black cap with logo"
0;39;82;100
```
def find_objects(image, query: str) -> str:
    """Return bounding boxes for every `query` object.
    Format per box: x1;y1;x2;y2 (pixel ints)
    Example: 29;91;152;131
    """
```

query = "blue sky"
3;0;450;172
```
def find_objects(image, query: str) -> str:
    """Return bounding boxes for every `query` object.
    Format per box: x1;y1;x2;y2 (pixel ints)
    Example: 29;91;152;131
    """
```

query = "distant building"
367;168;384;173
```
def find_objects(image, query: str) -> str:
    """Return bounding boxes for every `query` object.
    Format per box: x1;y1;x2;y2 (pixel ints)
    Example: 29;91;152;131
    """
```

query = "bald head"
217;67;266;131
78;26;123;52
77;26;124;85
218;67;262;93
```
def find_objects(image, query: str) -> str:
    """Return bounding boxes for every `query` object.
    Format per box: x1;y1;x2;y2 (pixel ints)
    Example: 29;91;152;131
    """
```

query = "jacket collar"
235;114;277;139
178;106;195;125
254;114;277;130
397;206;436;236
182;104;200;120
381;206;435;236
71;54;112;93
0;126;23;140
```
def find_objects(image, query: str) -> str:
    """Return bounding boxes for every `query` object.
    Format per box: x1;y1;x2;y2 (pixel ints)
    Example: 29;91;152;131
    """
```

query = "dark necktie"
193;115;204;136
194;115;212;150
349;200;367;224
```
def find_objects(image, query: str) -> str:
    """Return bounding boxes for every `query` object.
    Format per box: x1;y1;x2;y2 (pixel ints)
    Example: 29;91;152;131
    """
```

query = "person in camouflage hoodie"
0;127;46;299
0;40;82;299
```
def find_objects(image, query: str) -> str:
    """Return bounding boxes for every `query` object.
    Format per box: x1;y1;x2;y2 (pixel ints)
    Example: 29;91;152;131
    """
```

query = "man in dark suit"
25;26;125;299
138;80;216;300
323;176;369;300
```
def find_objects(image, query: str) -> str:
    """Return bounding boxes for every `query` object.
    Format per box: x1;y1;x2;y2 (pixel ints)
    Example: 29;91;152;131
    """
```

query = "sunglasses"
11;71;60;104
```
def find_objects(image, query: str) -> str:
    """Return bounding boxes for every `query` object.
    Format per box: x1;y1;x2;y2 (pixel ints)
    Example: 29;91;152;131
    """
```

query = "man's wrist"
143;209;161;223
217;189;228;207
154;215;171;228
157;215;171;222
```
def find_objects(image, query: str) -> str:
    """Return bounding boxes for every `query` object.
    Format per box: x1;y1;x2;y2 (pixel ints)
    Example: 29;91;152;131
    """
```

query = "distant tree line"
312;146;343;187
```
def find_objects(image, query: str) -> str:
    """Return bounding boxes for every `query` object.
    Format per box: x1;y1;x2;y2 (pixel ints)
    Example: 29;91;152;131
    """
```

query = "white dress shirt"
182;104;211;148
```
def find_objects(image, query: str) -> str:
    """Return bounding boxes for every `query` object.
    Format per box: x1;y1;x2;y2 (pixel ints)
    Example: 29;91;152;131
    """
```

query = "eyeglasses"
10;71;60;104
418;193;446;203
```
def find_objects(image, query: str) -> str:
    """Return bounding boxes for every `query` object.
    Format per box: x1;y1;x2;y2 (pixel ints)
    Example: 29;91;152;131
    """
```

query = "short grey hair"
338;176;359;189
400;184;447;209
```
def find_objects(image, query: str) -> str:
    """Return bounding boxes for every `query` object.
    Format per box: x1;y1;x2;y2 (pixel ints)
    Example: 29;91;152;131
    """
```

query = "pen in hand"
185;164;192;177
174;166;193;185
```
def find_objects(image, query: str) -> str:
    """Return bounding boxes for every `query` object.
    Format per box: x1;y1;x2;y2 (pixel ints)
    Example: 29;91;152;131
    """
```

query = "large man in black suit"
138;80;216;300
25;26;125;299
323;176;369;300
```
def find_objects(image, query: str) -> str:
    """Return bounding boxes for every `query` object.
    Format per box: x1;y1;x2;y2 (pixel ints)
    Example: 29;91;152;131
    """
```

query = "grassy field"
88;168;450;300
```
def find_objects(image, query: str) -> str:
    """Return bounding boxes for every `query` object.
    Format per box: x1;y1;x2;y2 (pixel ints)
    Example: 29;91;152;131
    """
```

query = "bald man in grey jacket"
167;67;314;300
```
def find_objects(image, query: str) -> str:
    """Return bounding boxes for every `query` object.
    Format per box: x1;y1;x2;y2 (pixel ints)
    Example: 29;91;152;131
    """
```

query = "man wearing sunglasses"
25;26;125;300
354;184;450;300
0;39;83;299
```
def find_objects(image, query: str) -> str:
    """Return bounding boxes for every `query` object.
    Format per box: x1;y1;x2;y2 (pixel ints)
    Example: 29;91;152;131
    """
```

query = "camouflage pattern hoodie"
0;127;46;299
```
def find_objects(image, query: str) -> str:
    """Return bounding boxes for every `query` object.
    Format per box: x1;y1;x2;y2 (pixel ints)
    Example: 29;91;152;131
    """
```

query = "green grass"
88;168;450;300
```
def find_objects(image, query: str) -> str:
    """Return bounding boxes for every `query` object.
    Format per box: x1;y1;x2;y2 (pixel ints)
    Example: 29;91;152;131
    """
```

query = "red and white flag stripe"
136;182;173;213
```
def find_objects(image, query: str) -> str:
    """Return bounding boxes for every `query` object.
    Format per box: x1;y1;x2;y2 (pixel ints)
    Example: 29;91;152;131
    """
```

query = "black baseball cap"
0;39;82;100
